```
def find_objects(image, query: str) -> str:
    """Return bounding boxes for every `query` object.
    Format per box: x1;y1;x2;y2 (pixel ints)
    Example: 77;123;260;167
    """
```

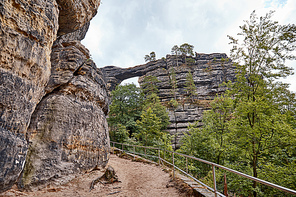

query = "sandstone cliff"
0;0;109;192
102;54;236;148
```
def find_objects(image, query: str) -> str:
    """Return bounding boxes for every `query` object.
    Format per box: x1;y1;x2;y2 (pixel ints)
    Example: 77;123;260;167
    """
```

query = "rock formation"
0;0;109;192
102;54;236;148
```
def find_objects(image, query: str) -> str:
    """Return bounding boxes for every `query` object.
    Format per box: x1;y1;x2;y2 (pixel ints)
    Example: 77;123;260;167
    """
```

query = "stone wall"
0;0;109;192
140;54;236;148
102;54;236;148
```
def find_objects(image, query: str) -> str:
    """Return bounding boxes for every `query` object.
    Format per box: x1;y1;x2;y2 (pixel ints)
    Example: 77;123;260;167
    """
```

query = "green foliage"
141;75;160;95
144;51;156;62
171;45;181;56
226;11;296;196
179;10;296;196
171;43;195;66
108;83;172;148
185;71;197;103
186;57;195;65
143;93;170;131
135;108;163;146
109;124;129;143
108;84;144;138
180;43;194;56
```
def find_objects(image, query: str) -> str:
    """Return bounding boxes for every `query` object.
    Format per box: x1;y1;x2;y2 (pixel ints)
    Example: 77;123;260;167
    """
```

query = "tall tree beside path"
227;10;296;197
108;84;144;139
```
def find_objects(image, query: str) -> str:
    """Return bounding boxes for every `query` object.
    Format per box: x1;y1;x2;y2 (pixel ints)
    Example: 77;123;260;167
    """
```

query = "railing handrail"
110;141;296;196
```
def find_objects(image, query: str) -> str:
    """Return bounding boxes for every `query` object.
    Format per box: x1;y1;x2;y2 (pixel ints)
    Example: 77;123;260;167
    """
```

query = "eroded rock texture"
0;0;59;192
57;0;100;35
102;54;236;148
21;60;109;189
0;0;109;192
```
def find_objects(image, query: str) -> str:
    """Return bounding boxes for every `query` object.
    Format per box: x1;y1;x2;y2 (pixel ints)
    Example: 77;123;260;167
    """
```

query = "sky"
82;0;296;91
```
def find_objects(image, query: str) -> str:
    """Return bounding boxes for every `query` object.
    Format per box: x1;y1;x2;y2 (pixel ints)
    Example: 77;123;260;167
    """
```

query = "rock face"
0;0;59;192
0;0;109;192
102;54;236;148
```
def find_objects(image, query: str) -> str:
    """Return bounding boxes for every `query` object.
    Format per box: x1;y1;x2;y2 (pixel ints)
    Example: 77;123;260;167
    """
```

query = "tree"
169;67;178;100
143;93;170;131
135;107;162;146
185;71;197;103
141;75;160;95
144;51;156;62
171;45;181;67
180;43;194;64
168;66;179;150
109;124;129;143
171;43;195;66
108;84;144;138
179;10;296;196
180;43;194;56
227;10;296;196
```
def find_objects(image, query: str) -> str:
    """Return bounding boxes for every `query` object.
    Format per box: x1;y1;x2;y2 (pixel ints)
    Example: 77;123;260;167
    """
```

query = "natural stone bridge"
101;53;236;149
101;58;167;91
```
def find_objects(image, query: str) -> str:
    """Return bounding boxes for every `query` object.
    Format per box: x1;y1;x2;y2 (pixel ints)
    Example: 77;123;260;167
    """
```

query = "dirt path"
1;154;182;197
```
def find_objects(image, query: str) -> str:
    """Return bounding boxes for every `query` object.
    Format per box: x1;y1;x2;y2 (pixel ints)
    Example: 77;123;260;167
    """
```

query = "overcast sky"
82;0;296;91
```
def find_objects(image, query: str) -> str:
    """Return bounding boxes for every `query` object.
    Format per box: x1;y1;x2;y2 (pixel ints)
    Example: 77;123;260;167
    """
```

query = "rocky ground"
0;154;185;197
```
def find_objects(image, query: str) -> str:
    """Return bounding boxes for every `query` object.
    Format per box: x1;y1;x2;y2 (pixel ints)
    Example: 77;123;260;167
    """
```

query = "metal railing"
110;141;296;197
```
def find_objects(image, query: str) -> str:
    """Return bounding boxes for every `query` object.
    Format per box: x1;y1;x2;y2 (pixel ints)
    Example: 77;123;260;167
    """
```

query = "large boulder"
0;0;109;192
21;60;109;189
0;0;59;192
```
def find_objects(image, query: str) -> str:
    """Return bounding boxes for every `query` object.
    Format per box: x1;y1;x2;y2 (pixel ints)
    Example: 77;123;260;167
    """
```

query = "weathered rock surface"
21;60;109;189
0;0;109;192
102;54;236;148
57;0;101;35
101;59;167;91
0;0;59;192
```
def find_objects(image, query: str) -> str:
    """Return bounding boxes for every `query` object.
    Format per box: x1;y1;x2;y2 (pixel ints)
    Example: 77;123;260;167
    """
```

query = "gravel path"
1;154;182;197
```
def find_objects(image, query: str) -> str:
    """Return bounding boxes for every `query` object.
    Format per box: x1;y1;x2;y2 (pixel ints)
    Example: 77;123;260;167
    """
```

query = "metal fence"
110;141;296;197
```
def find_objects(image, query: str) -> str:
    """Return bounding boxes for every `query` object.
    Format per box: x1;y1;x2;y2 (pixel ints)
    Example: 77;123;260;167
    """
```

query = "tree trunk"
252;141;258;197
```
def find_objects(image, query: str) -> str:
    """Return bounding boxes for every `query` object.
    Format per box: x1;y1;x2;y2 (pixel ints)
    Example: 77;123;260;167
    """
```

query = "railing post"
122;143;123;152
224;173;228;197
212;165;217;197
133;145;136;159
186;157;188;173
112;142;114;154
144;147;146;157
173;152;175;179
158;149;160;165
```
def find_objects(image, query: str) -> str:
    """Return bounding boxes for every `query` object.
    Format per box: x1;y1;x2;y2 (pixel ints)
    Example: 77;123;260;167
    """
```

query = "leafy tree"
168;66;179;150
226;10;296;196
168;98;179;150
171;43;195;65
171;45;181;56
143;93;170;131
179;10;296;196
171;45;181;67
180;43;194;56
141;75;160;95
109;124;129;143
185;71;197;103
108;84;144;137
144;51;156;62
135;107;162;146
180;43;194;64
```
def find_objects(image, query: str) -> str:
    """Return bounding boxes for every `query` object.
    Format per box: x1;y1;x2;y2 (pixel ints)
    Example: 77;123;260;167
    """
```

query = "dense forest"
107;11;296;197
